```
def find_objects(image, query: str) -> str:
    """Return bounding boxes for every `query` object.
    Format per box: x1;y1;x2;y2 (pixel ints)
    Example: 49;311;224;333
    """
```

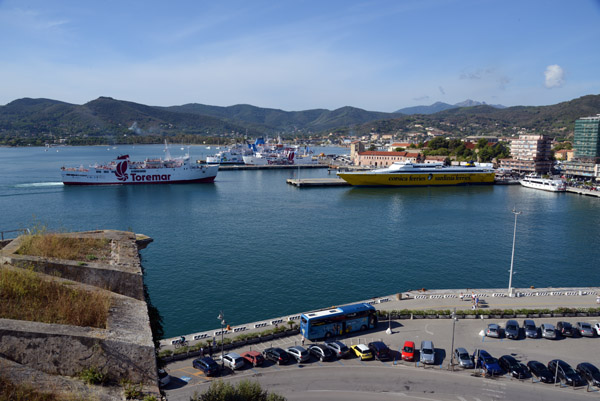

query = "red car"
401;341;415;361
241;351;265;367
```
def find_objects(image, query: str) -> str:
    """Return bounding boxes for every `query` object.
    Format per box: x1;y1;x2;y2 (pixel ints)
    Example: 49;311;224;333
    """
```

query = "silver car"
324;341;350;358
420;340;435;365
540;323;557;339
505;320;520;340
222;352;245;370
576;322;595;337
454;347;474;369
523;319;538;338
485;323;501;338
286;346;310;362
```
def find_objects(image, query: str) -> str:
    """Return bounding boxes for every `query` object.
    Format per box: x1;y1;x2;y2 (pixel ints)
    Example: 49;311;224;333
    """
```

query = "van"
420;340;435;365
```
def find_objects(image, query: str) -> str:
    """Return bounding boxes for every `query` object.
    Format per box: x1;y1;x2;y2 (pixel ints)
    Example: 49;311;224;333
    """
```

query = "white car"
222;352;245;370
595;322;600;336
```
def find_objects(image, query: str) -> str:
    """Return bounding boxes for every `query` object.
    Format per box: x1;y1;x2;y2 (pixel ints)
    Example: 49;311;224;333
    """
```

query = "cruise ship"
336;162;495;187
519;174;566;192
61;142;218;185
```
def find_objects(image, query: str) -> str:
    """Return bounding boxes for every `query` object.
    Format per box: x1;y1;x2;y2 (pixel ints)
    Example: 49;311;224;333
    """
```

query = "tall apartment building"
565;114;600;178
499;134;552;173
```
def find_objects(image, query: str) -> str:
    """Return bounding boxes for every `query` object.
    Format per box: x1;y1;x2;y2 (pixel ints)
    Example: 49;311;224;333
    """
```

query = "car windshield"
404;346;414;352
581;324;591;329
489;327;498;332
423;349;433;354
459;352;469;359
544;327;553;332
507;325;516;330
526;324;535;329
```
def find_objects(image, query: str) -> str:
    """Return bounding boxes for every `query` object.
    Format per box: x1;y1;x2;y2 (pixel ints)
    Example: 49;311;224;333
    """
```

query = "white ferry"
519;174;566;192
61;142;218;185
206;144;250;165
337;161;495;186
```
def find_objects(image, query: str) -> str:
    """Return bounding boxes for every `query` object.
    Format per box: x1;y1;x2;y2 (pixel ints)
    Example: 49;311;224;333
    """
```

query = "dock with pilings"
286;178;351;187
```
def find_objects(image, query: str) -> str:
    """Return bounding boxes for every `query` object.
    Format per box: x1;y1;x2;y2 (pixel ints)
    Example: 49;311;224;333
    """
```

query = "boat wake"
16;182;64;188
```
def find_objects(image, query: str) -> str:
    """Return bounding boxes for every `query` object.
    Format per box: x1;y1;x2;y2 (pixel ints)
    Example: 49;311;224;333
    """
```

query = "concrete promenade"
160;286;599;349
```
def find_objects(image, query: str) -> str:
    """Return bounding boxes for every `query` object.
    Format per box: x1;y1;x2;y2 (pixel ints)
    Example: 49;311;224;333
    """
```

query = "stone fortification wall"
0;230;144;300
0;230;158;398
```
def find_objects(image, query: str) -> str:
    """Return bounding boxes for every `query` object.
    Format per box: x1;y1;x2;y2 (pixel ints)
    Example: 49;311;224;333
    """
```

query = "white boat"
519;174;566;192
242;138;320;166
61;141;218;185
206;144;251;164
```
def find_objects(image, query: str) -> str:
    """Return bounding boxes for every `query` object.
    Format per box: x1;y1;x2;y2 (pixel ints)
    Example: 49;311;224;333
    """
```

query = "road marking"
456;397;467;401
425;324;434;335
336;359;344;366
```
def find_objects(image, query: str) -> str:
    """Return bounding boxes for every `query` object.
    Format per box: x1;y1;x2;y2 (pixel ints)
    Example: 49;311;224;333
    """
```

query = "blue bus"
300;303;378;340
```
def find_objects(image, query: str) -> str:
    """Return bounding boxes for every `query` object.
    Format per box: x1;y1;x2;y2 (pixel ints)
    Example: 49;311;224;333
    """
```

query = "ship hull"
62;165;218;186
337;171;495;187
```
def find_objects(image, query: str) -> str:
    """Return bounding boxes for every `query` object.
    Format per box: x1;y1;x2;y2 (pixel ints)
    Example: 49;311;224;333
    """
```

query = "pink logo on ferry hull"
115;161;129;181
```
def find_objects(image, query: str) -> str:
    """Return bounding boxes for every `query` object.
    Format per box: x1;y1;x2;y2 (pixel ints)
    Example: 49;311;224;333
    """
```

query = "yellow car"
351;344;373;360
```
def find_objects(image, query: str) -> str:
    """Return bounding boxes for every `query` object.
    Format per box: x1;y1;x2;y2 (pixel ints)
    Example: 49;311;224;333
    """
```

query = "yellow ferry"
337;161;495;187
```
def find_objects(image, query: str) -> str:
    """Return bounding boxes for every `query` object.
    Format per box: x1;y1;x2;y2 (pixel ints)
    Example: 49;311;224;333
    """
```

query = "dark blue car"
193;356;219;376
475;350;503;376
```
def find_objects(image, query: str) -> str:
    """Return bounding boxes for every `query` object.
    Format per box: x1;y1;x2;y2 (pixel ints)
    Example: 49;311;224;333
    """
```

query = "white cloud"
544;65;565;88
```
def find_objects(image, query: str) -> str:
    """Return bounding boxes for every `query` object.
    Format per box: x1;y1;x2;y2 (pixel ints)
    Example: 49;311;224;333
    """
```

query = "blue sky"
1;0;599;111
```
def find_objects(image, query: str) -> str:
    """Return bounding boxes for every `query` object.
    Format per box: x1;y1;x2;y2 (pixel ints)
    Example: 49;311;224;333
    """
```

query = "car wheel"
320;357;324;362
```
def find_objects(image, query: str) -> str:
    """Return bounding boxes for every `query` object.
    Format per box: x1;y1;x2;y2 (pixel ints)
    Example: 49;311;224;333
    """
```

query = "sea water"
1;145;599;337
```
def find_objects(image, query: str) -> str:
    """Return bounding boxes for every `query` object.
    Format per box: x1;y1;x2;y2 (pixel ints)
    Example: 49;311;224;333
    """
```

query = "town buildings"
564;114;600;179
499;134;552;174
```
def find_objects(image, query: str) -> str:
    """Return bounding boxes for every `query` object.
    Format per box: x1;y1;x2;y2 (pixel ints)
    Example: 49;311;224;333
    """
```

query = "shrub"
16;232;110;261
78;366;107;385
190;379;286;401
0;376;61;401
121;380;142;400
158;349;173;358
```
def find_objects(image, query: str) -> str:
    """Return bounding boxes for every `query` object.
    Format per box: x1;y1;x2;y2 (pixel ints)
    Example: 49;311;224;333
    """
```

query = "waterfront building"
499;134;552;174
354;150;422;167
564;114;600;179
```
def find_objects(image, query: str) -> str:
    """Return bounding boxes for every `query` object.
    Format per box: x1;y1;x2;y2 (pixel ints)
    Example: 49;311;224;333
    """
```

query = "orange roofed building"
355;151;423;167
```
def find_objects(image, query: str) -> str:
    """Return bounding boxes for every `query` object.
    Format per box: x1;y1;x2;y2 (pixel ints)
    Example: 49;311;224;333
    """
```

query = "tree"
427;136;449;150
394;147;405;152
191;380;286;401
368;144;377;151
477;138;488;149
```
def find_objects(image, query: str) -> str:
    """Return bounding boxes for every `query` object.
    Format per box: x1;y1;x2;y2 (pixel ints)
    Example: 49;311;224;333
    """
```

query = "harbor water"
1;145;599;337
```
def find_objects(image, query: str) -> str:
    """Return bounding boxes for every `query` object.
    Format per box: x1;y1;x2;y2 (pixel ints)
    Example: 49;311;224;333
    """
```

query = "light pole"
449;308;456;370
217;311;225;367
508;209;521;297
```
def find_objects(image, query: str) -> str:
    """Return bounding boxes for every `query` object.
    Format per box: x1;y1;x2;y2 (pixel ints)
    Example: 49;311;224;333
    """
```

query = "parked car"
222;352;245;370
577;362;600;387
556;321;576;337
241;351;264;367
548;359;586;386
158;368;171;387
286;346;310;363
325;341;350;359
475;350;503;376
504;320;520;340
419;341;435;365
522;319;538;338
527;360;554;383
485;323;501;338
540;323;557;339
576;322;595;337
192;356;220;376
308;344;334;362
595;322;600;336
498;355;528;379
350;344;373;360
401;341;415;362
262;347;290;365
454;347;474;369
368;341;391;361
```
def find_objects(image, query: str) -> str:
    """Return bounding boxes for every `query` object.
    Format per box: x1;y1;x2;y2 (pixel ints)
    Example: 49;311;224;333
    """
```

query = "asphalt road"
163;316;600;400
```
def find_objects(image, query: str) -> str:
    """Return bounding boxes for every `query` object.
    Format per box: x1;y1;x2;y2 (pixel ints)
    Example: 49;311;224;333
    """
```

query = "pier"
286;178;350;187
217;164;328;171
567;187;600;197
159;285;599;350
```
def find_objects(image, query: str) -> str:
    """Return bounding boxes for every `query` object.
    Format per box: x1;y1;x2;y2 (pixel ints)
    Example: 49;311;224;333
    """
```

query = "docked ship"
206;144;250;165
336;161;495;187
61;142;218;185
519;174;566;192
242;138;320;166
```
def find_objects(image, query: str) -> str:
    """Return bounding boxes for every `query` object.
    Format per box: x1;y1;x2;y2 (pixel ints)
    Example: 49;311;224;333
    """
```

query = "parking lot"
162;315;600;400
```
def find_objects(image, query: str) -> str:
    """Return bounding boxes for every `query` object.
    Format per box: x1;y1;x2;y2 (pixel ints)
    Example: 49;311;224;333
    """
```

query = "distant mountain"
395;99;506;115
353;94;600;138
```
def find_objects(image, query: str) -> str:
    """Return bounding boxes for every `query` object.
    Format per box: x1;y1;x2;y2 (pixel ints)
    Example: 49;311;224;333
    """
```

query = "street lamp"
217;311;225;367
508;209;522;297
449;308;456;370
